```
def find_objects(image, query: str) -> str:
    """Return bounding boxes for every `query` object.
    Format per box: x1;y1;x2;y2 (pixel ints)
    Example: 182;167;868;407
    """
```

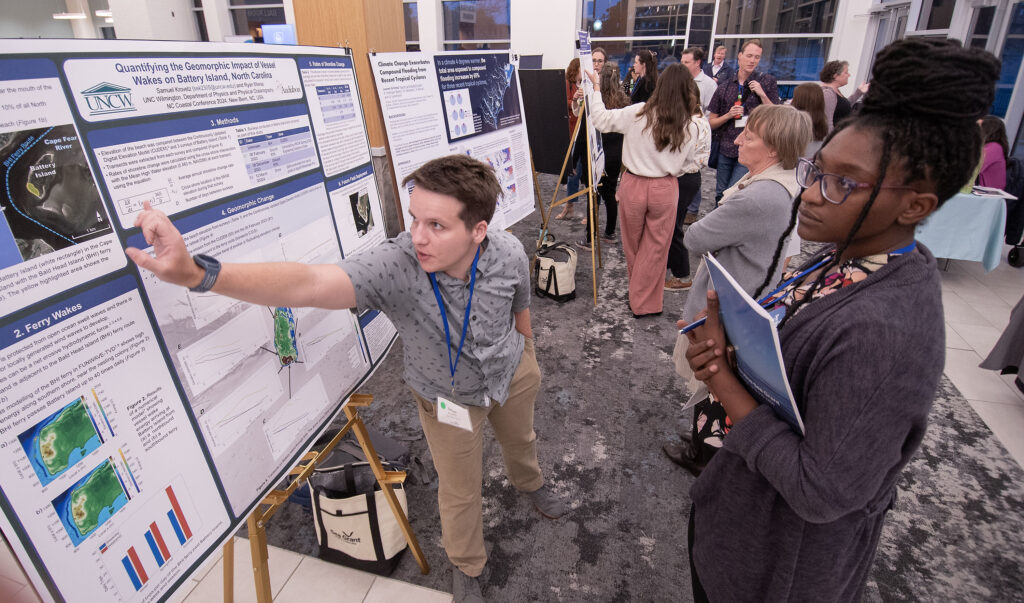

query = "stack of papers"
972;186;1018;200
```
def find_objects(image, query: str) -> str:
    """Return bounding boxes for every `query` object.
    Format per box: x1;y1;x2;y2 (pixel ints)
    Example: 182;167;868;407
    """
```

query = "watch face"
194;254;219;269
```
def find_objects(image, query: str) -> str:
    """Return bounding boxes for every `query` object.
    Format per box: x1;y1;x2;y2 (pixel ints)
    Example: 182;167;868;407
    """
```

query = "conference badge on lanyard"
428;246;482;432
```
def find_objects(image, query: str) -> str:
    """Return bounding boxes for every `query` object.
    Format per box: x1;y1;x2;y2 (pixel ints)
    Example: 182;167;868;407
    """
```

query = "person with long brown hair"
791;82;828;157
630;49;658;104
978;115;1008;189
587;63;710;317
556;58;584;220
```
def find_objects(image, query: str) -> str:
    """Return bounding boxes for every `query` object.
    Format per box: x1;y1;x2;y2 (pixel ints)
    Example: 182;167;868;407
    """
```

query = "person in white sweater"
587;63;711;317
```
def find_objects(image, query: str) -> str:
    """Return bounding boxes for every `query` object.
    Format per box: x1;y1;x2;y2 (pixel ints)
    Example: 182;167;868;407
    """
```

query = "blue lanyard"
762;240;916;304
428;246;482;394
679;241;917;335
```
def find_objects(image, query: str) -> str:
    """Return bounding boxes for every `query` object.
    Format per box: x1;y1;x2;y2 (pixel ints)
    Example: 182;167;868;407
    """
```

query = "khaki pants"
413;337;544;577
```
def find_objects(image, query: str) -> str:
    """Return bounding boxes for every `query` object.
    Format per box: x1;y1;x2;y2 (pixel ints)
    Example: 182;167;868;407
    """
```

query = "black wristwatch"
190;254;221;293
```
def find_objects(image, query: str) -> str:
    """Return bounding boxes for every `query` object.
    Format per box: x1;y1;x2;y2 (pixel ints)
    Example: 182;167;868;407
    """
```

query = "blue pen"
678;255;832;335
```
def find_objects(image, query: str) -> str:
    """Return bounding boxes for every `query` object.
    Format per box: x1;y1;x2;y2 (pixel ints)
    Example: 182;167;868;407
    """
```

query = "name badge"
735;115;748;128
436;396;473;431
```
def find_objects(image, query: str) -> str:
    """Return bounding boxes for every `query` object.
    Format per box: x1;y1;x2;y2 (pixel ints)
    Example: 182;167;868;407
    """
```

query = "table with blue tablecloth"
915;192;1007;272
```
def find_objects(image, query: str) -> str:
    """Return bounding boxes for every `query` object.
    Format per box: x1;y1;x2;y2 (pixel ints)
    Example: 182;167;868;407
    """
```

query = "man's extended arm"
125;204;357;310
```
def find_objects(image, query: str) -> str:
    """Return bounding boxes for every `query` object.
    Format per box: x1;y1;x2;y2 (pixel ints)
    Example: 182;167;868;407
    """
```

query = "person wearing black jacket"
630;49;657;104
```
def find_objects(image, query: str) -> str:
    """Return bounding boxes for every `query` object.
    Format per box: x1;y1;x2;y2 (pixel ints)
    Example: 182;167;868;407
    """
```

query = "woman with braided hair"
682;38;1001;602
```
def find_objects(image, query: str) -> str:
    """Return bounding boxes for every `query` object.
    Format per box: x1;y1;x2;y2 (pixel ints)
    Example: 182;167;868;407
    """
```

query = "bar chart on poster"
0;40;398;603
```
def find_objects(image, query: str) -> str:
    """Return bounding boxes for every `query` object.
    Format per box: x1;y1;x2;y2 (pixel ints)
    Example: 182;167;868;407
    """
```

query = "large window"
994;1;1024;118
193;0;209;42
229;0;286;43
584;0;837;94
917;0;955;31
404;1;420;51
442;0;511;50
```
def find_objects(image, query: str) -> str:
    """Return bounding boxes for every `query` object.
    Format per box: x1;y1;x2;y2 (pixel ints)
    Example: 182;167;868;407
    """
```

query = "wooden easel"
222;394;428;602
535;114;602;305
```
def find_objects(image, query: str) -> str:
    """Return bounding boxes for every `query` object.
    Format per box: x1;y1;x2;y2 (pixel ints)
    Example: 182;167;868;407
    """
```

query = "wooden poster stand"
535;116;602;305
221;394;428;602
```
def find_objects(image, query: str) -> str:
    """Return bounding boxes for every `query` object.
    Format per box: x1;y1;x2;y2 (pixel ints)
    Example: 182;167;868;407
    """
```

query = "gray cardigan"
681;174;796;322
689;246;945;602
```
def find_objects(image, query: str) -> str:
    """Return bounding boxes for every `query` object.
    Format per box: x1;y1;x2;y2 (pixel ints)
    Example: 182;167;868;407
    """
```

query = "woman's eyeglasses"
796;157;917;205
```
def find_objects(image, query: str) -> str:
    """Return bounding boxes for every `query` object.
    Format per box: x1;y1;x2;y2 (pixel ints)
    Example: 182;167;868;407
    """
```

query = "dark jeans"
686;187;701;215
714;153;748;204
688;504;711;603
585;157;621;242
667;172;701;278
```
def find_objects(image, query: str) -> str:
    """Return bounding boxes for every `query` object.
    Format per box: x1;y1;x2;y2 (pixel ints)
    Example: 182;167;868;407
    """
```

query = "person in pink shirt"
978;115;1008;190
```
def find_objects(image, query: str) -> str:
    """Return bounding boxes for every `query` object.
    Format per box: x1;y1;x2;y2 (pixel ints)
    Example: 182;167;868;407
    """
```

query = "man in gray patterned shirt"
128;155;565;603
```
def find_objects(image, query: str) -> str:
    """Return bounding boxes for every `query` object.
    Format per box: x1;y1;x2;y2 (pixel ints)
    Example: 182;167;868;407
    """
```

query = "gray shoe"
453;568;485;603
525;485;567;519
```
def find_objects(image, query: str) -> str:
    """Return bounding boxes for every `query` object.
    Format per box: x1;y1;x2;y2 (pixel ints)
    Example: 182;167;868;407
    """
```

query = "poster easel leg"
246;512;273;603
221;394;429;603
223;537;234;602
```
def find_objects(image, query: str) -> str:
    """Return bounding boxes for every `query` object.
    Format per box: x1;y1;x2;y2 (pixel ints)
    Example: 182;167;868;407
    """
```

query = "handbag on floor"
535;242;577;302
307;461;408;575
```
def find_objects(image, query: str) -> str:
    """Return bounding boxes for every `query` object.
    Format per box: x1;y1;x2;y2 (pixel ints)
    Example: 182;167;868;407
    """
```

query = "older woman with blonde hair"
665;103;811;473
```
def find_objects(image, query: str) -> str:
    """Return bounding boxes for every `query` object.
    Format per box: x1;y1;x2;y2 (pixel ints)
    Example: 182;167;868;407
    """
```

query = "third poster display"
369;51;535;230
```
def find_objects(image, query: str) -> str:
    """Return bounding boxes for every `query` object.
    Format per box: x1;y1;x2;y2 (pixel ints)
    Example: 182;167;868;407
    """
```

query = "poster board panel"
369;51;536;231
0;40;396;603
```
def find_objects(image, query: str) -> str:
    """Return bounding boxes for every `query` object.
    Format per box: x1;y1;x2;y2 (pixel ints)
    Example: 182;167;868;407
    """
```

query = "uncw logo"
81;82;136;116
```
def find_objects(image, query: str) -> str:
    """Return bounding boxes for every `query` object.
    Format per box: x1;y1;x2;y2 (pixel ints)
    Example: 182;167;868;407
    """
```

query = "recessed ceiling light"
53;12;87;19
95;9;112;17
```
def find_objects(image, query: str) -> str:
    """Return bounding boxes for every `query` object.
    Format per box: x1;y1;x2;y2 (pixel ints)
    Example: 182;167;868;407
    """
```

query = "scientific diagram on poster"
0;58;124;317
0;40;396;603
370;51;535;231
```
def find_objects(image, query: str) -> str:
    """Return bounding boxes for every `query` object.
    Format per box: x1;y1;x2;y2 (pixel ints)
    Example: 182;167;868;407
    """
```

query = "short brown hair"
819;60;849;84
682;47;705;65
741;39;763;53
402;155;500;229
746;104;811;170
592;47;607;60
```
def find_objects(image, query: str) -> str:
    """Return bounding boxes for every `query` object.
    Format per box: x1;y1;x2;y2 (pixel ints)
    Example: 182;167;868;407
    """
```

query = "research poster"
369;51;535;231
577;31;606;184
0;40;397;603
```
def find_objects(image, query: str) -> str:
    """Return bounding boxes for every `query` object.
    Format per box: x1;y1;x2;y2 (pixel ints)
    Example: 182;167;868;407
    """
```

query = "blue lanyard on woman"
679;241;917;334
429;246;482;395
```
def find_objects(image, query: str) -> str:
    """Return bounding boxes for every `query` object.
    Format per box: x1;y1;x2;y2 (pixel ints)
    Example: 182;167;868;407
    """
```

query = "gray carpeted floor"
259;172;1024;601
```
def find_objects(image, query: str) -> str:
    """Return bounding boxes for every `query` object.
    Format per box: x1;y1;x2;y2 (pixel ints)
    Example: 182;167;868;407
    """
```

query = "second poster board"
369;51;536;231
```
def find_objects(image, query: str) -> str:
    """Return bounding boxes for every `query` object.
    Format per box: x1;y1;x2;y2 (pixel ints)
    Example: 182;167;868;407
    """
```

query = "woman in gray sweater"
664;104;810;471
681;39;1000;602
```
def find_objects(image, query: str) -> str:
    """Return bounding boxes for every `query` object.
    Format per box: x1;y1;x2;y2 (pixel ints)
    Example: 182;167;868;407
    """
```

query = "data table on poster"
239;126;318;185
316;85;357;123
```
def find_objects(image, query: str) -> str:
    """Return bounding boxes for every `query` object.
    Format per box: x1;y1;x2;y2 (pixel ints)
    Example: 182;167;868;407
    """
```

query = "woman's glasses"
796;158;917;205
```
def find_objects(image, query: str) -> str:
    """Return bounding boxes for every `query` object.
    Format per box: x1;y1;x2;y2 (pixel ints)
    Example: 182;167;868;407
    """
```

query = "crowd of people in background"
545;37;1005;603
559;40;1012;313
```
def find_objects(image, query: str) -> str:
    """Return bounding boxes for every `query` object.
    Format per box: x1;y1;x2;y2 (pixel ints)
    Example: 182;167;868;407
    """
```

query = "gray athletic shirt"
340;230;530;407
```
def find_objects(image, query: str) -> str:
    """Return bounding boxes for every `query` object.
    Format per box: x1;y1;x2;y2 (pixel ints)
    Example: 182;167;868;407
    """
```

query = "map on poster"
0;41;397;603
369;51;535;232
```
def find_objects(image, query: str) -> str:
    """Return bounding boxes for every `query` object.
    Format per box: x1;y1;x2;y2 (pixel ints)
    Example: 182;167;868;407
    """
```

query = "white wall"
413;0;443;52
830;0;874;94
510;0;579;69
411;0;580;68
108;0;198;41
0;0;76;39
